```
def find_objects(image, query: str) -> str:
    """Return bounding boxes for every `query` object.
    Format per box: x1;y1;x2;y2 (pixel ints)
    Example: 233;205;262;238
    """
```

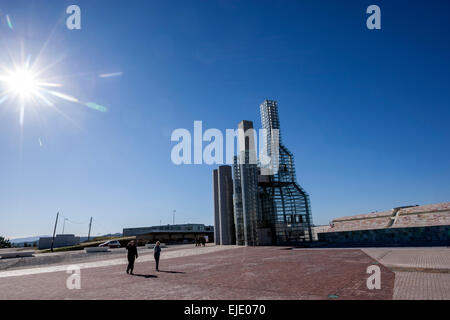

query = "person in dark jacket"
126;240;138;275
154;241;161;271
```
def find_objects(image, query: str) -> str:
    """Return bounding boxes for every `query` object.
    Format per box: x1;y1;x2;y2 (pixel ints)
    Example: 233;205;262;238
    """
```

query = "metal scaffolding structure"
228;100;313;246
258;100;313;244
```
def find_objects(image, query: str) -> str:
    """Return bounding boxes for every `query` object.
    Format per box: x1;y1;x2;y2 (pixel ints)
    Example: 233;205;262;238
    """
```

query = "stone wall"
326;202;450;232
318;225;450;246
395;211;450;228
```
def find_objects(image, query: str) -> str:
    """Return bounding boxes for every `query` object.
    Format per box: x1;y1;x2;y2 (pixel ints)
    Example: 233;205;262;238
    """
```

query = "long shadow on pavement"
133;274;158;278
158;270;186;274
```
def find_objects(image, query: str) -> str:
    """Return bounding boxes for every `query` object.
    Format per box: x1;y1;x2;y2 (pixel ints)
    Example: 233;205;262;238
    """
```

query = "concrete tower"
213;166;236;245
212;169;221;245
234;121;260;246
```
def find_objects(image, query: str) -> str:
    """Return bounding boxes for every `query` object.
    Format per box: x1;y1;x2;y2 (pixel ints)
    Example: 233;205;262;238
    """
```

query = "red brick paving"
0;247;394;300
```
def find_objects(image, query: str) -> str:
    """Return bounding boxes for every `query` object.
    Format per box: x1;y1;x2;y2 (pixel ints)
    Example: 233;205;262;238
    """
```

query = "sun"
5;67;38;99
0;15;111;130
0;54;109;127
0;62;70;126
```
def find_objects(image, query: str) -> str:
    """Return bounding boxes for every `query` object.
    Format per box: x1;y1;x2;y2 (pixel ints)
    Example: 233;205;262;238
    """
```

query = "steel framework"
231;100;313;245
258;100;313;244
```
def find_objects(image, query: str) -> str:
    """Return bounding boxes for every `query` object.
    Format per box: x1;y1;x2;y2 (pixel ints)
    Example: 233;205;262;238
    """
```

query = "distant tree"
0;236;12;248
23;242;28;247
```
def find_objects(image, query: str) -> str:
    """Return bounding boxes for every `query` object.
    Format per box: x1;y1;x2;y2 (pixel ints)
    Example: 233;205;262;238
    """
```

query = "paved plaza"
0;245;448;300
362;247;450;300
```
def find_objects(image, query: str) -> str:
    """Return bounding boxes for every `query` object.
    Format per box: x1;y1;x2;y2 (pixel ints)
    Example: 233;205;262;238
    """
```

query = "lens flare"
6;15;13;30
85;102;107;112
4;67;38;98
0;95;8;104
0;56;109;126
48;90;79;103
98;72;123;78
0;17;113;135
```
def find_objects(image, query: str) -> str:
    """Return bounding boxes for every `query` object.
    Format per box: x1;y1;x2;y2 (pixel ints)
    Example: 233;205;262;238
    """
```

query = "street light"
62;218;68;234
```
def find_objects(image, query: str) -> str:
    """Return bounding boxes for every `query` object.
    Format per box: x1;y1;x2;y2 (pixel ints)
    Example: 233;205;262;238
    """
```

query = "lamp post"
50;212;59;252
62;218;68;234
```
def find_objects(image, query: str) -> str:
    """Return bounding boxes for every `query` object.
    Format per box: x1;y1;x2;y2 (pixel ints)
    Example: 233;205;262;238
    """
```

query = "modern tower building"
213;100;313;245
233;121;260;246
212;169;221;245
232;156;245;245
212;165;236;245
258;100;313;244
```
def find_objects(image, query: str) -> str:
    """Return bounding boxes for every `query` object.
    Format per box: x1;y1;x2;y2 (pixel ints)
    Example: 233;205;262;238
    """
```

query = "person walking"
126;240;138;275
154;241;161;271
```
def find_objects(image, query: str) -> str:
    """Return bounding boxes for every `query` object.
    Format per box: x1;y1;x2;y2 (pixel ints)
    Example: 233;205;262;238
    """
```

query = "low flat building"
317;202;450;246
38;234;80;250
323;202;450;233
123;224;214;244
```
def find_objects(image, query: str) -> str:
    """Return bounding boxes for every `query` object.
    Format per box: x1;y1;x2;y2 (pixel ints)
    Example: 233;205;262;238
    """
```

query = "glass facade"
258;100;313;243
232;156;245;245
234;121;260;246
232;100;313;245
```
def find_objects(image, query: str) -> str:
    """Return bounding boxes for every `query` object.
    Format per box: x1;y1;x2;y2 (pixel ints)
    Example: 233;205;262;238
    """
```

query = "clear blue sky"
0;0;449;238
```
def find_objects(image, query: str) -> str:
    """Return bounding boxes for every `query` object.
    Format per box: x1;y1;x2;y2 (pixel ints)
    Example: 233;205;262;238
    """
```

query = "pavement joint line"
0;246;192;271
387;266;450;274
377;250;392;261
0;246;241;279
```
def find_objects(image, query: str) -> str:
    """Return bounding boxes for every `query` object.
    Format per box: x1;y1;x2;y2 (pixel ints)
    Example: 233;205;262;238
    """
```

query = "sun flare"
0;44;109;128
0;57;108;127
5;67;38;99
0;13;110;134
